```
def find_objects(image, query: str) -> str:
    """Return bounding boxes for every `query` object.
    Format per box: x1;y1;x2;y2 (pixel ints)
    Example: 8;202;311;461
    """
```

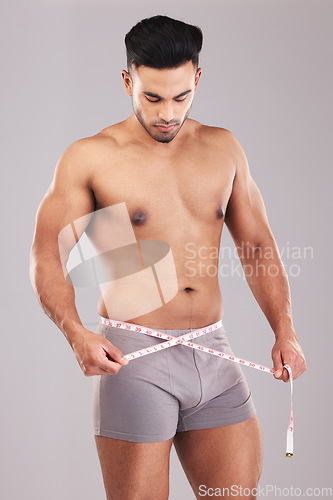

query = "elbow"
238;236;277;262
237;240;262;261
29;244;38;292
252;227;277;252
256;233;279;258
28;255;50;317
29;245;48;299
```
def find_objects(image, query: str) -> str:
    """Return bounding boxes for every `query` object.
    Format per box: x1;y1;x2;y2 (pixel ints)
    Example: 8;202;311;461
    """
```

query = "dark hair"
125;15;203;72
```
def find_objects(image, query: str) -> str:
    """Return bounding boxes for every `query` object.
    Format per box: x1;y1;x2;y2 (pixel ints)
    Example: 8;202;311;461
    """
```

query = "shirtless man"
29;15;306;500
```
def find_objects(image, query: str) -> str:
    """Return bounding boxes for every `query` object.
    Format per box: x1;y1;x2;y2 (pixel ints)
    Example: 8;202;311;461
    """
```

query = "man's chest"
90;146;236;227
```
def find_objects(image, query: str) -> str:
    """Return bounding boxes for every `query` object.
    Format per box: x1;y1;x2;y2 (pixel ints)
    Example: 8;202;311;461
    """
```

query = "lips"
155;124;176;132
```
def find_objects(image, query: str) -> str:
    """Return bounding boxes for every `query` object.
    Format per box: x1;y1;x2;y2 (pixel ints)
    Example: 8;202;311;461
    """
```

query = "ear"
121;69;133;97
194;67;202;92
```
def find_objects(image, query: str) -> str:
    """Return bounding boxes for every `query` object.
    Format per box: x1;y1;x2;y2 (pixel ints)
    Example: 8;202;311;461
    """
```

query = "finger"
95;355;126;375
97;361;123;375
82;363;121;376
287;359;307;381
281;366;291;382
102;341;129;366
272;352;284;379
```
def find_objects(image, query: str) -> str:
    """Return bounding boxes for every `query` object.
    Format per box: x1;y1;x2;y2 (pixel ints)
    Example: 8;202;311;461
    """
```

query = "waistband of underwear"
99;316;224;335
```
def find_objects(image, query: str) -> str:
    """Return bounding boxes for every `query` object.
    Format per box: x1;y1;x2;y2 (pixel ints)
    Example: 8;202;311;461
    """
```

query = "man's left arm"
224;132;306;382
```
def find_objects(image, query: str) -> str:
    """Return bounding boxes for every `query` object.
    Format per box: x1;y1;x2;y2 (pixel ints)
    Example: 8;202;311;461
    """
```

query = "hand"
71;328;129;376
271;334;306;382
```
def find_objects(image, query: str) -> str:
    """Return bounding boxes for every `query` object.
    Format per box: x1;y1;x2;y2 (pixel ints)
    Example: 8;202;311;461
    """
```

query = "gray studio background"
1;0;332;499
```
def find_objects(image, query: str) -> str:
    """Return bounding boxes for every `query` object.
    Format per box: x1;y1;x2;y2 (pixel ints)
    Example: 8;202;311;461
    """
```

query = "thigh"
173;414;263;499
95;435;174;500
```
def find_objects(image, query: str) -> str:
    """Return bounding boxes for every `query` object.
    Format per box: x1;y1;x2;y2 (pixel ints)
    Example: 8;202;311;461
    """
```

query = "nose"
158;100;175;124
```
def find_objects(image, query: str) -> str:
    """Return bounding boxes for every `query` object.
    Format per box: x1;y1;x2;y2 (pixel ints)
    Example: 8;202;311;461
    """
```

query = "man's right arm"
29;139;128;375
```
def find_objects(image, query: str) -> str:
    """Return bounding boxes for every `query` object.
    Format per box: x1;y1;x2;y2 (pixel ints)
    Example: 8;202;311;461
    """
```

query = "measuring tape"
100;317;294;457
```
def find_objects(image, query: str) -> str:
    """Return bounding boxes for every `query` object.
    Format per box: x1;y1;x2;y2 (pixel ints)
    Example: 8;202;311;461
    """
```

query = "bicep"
225;135;273;248
31;141;95;262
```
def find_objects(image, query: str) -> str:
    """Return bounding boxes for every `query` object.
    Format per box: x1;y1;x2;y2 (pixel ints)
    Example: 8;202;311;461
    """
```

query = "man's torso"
77;118;237;329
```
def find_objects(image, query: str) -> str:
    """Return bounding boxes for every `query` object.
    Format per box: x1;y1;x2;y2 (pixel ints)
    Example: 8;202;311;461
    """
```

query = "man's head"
122;15;203;144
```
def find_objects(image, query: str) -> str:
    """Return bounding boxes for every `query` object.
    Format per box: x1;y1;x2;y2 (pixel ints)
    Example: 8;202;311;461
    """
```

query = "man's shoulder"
192;121;240;154
62;122;124;161
191;120;233;142
75;122;123;149
53;125;123;189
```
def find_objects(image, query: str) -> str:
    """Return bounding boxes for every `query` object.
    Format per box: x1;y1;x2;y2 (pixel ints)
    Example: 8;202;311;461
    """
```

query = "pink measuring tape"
100;317;294;457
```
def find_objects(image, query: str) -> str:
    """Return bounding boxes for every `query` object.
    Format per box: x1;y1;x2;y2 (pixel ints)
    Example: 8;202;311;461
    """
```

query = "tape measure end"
286;453;293;458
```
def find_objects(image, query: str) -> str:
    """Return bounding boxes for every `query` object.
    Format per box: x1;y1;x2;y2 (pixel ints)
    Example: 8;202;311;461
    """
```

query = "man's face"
122;61;202;144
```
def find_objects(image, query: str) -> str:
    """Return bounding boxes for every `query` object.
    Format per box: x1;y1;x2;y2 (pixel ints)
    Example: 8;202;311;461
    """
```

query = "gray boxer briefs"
92;319;257;443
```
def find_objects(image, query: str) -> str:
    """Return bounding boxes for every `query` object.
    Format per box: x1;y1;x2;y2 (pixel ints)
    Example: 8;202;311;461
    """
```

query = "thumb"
272;351;283;378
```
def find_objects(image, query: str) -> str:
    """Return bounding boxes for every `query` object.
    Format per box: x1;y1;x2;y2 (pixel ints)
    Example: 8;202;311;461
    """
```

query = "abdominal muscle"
97;272;224;330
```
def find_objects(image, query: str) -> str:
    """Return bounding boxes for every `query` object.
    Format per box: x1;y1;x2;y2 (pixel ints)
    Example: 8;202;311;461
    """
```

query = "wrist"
274;319;297;341
62;318;88;349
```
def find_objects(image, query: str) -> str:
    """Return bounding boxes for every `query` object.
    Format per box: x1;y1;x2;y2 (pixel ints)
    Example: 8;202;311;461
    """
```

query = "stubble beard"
133;102;192;144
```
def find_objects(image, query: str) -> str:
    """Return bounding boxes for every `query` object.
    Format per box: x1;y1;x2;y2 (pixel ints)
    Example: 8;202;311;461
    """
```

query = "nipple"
217;204;224;219
132;211;147;225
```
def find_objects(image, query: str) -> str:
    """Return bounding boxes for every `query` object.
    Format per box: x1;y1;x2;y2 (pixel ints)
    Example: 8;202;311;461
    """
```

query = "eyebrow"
142;89;192;99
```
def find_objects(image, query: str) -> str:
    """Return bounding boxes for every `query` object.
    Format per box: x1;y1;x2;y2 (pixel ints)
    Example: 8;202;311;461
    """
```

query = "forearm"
239;238;296;340
29;251;85;348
